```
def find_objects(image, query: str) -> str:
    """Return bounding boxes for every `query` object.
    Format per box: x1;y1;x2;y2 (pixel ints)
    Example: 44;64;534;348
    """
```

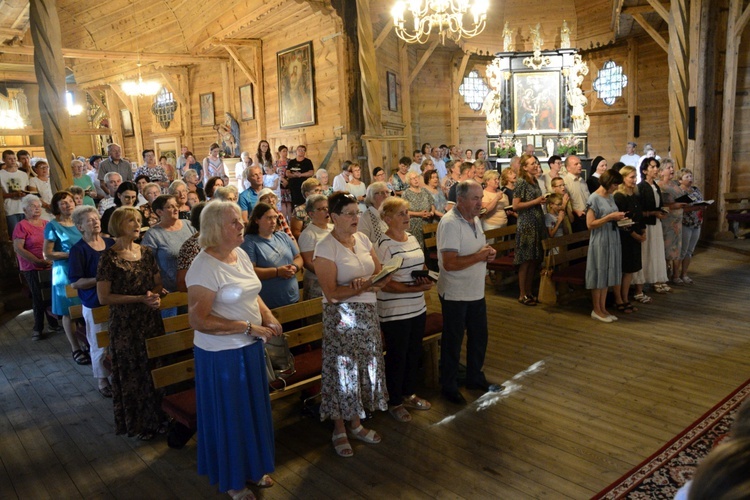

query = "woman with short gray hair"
298;193;332;299
358;182;389;244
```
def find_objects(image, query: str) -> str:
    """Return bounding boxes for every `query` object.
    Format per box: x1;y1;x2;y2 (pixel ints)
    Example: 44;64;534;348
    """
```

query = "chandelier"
122;62;161;97
391;0;489;45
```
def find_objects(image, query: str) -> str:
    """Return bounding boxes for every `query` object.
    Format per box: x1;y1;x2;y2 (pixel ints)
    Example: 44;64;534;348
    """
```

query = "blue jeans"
438;295;488;393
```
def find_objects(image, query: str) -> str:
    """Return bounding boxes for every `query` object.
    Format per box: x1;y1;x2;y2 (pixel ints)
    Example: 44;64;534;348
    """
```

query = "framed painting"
200;92;215;127
277;41;316;129
512;71;560;133
387;71;398;111
120;109;134;137
239;84;254;121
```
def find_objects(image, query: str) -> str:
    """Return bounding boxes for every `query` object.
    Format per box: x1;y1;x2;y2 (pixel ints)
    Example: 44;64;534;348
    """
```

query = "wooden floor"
1;244;749;499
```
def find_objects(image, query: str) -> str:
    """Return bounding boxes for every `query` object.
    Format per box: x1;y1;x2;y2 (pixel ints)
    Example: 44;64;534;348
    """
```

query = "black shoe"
466;380;505;392
441;390;467;405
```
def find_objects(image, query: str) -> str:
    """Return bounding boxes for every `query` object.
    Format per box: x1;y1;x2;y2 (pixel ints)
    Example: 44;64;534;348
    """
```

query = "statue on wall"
503;22;515;52
530;23;543;52
215;112;240;157
566;54;590;133
560;21;571;49
483;90;503;136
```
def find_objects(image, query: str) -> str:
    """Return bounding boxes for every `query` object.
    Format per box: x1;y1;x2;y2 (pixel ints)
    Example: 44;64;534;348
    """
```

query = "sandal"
389;404;412;422
615;303;634;314
633;293;652;304
624;302;637;312
682;276;694;285
403;394;432;410
332;432;353;457
247;474;274;489
349;424;381;444
137;430;155;441
98;385;113;398
229;487;256;500
72;349;91;365
518;295;537;306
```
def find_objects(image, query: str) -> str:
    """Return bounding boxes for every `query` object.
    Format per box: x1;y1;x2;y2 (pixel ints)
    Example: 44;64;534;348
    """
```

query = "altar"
482;27;591;169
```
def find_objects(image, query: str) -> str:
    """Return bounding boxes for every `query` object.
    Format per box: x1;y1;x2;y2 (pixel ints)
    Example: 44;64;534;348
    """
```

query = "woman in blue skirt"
186;201;282;500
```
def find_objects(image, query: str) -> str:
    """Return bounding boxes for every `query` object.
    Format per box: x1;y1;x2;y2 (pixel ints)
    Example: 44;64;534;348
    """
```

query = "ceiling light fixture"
391;0;489;45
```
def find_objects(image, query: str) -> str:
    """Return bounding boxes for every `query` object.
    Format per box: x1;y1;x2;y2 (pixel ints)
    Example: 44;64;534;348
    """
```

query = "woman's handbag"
264;334;295;388
538;254;557;305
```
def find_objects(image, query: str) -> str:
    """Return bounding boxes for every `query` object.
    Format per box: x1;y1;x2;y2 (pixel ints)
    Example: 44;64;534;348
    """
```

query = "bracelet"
244;320;252;336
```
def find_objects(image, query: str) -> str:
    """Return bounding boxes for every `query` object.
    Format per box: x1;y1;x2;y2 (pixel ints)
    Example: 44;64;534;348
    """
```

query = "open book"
371;256;403;284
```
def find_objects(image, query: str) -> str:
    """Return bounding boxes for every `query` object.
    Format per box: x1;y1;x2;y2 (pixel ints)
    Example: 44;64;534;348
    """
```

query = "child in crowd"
545;193;566;239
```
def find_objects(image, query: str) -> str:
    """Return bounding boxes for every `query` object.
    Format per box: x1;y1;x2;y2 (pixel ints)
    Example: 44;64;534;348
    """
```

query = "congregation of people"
1;137;707;499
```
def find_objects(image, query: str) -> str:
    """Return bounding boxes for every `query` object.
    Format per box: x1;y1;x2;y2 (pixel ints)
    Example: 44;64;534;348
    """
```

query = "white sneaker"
591;311;613;323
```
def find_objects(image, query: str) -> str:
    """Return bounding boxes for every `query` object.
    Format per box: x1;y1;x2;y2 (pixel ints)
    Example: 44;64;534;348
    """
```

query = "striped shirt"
375;233;427;322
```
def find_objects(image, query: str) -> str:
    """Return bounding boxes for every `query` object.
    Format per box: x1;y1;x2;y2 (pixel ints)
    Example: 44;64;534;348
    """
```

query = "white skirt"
640;221;668;283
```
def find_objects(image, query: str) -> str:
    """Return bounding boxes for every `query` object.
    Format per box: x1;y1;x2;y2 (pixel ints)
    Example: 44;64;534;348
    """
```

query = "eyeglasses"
313;207;329;212
338;210;362;218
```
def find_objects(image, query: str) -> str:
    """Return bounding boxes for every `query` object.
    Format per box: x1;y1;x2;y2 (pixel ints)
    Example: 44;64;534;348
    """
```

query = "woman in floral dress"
97;206;165;440
402;171;435;247
656;159;687;281
512;154;547;305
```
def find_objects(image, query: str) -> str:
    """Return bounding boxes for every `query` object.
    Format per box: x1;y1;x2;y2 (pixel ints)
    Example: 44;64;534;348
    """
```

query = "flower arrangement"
495;136;516;157
557;135;580;156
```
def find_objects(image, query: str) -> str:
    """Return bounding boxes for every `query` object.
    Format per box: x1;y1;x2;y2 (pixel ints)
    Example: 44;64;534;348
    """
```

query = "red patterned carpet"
593;377;750;499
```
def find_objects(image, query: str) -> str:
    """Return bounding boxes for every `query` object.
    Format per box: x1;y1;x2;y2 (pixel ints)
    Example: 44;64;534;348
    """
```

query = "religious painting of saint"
200;92;215;127
512;72;560;133
277;41;316;129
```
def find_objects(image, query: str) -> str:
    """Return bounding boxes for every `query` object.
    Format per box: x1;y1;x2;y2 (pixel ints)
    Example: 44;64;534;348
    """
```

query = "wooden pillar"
175;67;193;149
717;0;750;235
626;39;638;144
356;0;384;171
252;44;267;141
399;40;412;151
105;88;124;146
221;62;231;118
687;0;712;188
29;0;72;191
131;96;144;155
451;52;470;147
667;0;689;170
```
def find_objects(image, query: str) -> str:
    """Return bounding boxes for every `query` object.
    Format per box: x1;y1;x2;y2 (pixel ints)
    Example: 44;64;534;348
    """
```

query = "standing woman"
376;197;433;423
141;194;196;294
28;160;55;220
13;195;59;340
656;159;687;283
313;192;390;458
358;182;389;244
585;170;626;323
586;156;608;194
345;163;367;213
236;152;254;193
70;159;97;207
423;170;447;218
402;171;436;247
613;166;646;313
187;201;280;500
101;182;139;237
441;160;459;197
183;168;206;201
68;206;115;396
289;178;323;240
637;158;671;294
202;143;228;186
139;182;162;229
512;154;547;306
43;191;86;363
240;202;302;310
275;145;292;219
184;152;204;188
481;169;509;231
298;194;332;299
96;207;165;440
204;176;225;201
168;180;192;220
159;155;177;183
675;169;704;284
315;168;333;196
390;158;411;196
254;140;274;169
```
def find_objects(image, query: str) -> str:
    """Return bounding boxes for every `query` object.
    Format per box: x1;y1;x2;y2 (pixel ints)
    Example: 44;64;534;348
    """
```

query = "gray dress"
585;193;622;289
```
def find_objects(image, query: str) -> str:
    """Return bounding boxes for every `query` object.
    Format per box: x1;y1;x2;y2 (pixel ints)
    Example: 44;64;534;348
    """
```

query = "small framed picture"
239;84;254;121
200;92;215;127
387;71;398;111
120;109;134;137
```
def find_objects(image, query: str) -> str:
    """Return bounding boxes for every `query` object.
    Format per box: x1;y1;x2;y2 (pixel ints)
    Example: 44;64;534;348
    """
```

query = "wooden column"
626;39;638;144
667;0;689;171
687;0;711;187
105;88;123;146
356;0;384;171
399;40;412;150
131;96;144;155
253;44;267;140
175;67;193;149
450;52;470;147
29;0;72;191
717;0;750;235
221;62;231;118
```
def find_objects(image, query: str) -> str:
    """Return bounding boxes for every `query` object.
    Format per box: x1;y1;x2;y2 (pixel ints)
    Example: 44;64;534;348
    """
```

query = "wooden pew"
540;230;591;305
724;192;750;238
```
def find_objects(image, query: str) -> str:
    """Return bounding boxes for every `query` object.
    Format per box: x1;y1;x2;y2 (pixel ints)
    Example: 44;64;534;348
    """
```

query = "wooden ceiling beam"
222;45;256;85
408;39;439;85
632;13;668;52
0;27;25;39
0;71;36;82
214;38;261;48
0;45;228;63
621;3;671;16
646;0;670;23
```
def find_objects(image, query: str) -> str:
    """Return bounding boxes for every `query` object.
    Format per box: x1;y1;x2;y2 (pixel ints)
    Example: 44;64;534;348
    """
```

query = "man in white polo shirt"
437;180;502;405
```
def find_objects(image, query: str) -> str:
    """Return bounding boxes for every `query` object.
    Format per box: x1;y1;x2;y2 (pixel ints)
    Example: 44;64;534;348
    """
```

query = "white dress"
640;184;669;283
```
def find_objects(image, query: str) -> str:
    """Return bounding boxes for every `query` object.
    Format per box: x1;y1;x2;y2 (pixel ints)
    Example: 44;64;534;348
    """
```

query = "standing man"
540;155;563;192
176;145;189;176
562;155;590;232
87;155;106;200
98;172;122;216
431;146;447;181
619;142;640;167
16;150;34;177
98;143;132;193
409;150;423;174
286;145;314;206
446;161;476;209
238;165;264;222
1;149;29;237
524;144;535;157
437;180;502;405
